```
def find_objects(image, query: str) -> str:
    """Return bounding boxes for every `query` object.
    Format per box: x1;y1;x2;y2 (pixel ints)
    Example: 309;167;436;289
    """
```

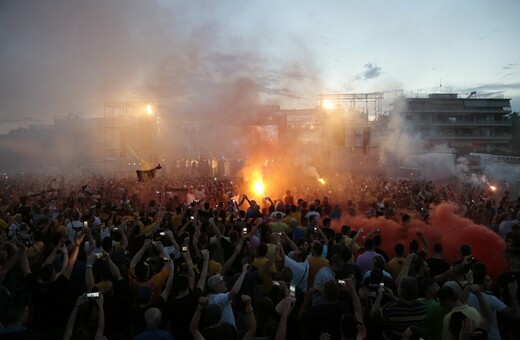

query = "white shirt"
208;292;236;328
284;255;308;292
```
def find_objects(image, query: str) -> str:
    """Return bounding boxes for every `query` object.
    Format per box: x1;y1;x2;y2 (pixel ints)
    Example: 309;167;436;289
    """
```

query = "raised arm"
94;293;105;340
217;237;244;276
190;296;208;340
160;260;175;301
280;232;298;251
346;278;363;325
192;223;202;259
43;241;62;266
164;229;180;254
105;251;123;281
130;239;152;268
345;228;364;248
83;227;96;255
63;233;85;280
396;253;415;287
228;263;249;301
181;242;196;290
247;217;263;239
275;297;293;340
242;295;257;340
208;217;223;240
85;252;97;291
504;281;520;319
416;231;430;254
63;294;87;340
197;249;210;291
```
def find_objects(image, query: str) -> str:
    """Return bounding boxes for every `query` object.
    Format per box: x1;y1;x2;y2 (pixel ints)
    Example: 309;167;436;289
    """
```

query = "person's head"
474;272;493;291
373;256;385;271
459;244;472;258
323;217;331;228
205;303;223;326
322;280;340;303
373;234;382;247
418;277;439;299
39;263;56;283
256;243;268;257
394;243;405;257
296;238;309;252
329;254;344;272
134;261;151;282
340;246;353;263
436;286;458;310
144;307;162;328
208;274;227;293
175;275;190;293
311;241;323;256
363;238;375;250
341;225;351;235
398;276;419;301
433;242;443;254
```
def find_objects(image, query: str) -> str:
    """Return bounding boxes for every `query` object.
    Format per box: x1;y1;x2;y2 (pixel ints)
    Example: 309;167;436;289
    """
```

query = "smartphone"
338;280;346;285
159;231;165;236
95;253;103;259
379;282;385;287
113;227;119;232
181;245;188;253
290;285;296;298
242;227;248;235
163;256;171;262
83;221;88;227
86;292;100;299
190;216;195;220
272;280;280;286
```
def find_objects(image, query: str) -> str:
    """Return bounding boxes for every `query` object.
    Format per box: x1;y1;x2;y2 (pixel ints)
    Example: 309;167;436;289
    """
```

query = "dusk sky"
1;0;519;134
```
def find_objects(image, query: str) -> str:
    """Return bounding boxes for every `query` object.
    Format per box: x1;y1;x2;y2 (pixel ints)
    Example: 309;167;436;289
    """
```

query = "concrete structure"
393;93;513;154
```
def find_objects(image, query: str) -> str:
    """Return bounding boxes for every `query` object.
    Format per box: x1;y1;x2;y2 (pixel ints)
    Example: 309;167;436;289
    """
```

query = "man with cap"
207;262;250;329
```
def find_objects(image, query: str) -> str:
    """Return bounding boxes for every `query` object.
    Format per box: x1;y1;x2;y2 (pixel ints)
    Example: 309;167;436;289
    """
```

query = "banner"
136;164;162;182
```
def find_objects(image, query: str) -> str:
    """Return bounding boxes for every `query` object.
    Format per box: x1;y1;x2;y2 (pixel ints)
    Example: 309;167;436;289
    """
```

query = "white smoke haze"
379;97;425;166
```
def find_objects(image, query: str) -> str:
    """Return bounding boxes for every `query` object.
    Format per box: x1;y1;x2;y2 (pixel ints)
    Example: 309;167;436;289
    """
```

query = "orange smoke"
331;202;507;279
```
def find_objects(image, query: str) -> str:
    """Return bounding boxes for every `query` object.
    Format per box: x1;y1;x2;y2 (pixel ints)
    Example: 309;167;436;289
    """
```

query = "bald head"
144;307;162;328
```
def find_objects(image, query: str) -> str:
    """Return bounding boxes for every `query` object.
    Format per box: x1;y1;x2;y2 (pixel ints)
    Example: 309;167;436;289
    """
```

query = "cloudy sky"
1;0;519;134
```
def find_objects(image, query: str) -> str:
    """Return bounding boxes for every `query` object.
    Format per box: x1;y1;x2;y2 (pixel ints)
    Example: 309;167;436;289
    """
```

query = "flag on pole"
136;164;162;182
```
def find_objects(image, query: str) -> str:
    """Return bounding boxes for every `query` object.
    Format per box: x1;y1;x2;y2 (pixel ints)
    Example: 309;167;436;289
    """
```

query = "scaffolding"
103;102;158;170
318;92;384;120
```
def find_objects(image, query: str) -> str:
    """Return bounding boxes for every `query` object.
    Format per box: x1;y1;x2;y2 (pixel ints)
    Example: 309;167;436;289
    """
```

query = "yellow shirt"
253;257;276;295
307;256;329;287
386;256;406;279
129;265;169;303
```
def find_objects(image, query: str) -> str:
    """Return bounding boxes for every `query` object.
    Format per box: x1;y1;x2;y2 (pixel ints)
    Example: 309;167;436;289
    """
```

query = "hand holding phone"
85;292;100;300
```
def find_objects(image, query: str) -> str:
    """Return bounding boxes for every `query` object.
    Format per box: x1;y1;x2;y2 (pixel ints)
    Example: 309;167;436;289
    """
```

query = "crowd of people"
0;172;519;340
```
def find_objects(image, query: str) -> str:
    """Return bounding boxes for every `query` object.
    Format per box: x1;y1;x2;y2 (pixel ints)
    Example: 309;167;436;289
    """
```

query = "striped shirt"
380;300;426;340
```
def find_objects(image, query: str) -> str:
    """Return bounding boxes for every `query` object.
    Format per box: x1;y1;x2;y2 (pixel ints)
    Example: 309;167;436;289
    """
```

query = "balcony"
412;120;512;127
422;133;512;140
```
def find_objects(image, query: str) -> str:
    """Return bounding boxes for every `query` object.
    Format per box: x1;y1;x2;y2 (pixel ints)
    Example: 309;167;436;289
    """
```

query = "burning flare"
489;185;496;191
318;178;326;185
